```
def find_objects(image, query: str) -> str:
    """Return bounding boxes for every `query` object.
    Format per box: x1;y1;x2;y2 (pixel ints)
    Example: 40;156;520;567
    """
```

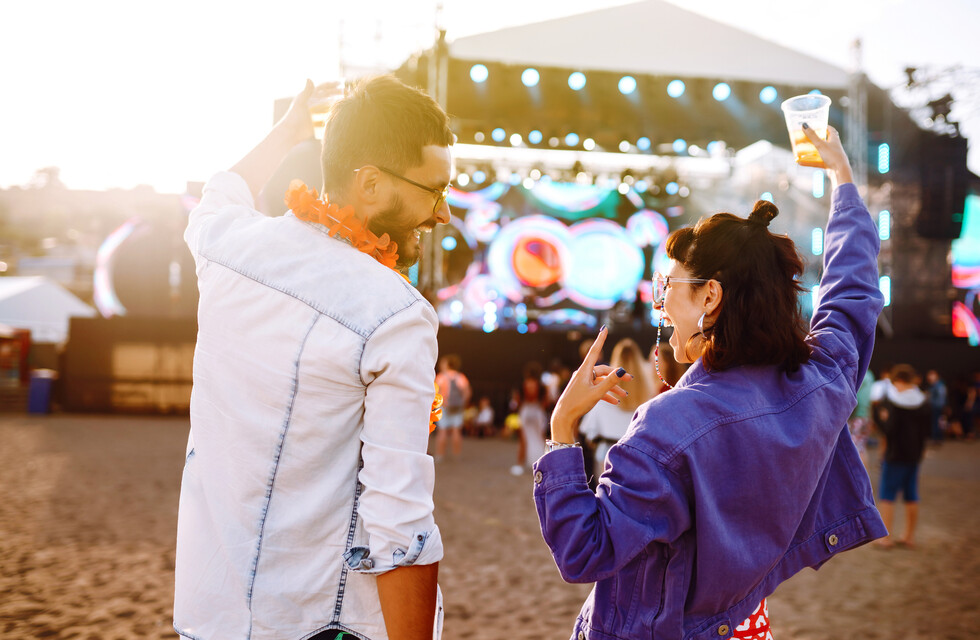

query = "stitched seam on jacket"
199;251;419;340
357;298;427;385
244;311;321;639
332;454;365;622
662;368;848;464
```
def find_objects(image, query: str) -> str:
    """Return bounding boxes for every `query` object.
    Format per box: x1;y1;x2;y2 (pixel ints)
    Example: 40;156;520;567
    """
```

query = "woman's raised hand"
803;124;854;190
550;327;633;444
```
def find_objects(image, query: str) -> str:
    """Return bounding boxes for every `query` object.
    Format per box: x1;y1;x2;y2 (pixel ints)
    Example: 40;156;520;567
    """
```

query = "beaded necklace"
653;288;673;390
285;180;443;431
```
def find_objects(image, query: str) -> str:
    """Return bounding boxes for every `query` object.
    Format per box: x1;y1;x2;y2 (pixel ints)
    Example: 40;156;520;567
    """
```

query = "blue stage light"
635;180;648;193
472;170;487;184
528;130;543;144
880;276;891;306
760;192;773;202
712;82;731;101
470;64;488;83
667;79;685;98
812;228;824;255
812;170;825;198
808;89;823;95
619;76;637;95
666;181;679;195
636;136;651;151
878;143;890;174
568;72;586;91
522;68;540;87
491;128;506;142
879;210;891;240
565;132;580;147
759;86;778;104
441;236;457;251
672;138;687;154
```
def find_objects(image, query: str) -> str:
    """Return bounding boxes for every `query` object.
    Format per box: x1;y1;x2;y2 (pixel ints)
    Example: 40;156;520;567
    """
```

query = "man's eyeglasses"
378;167;449;216
652;272;711;306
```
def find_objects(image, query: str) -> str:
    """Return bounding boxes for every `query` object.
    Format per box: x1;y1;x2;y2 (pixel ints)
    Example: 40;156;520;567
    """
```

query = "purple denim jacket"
533;183;887;640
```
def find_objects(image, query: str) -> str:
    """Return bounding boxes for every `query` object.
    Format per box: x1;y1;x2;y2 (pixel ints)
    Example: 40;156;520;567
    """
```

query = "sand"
2;414;978;639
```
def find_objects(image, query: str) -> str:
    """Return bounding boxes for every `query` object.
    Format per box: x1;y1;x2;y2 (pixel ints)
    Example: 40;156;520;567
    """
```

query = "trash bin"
28;369;57;414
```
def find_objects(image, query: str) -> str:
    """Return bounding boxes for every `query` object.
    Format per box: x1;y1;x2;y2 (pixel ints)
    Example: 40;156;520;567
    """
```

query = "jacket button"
828;534;839;546
534;470;543;484
717;624;730;636
577;631;586;640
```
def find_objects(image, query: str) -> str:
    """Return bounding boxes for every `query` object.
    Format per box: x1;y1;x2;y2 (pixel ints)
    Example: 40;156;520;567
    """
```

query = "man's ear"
350;166;384;207
703;279;723;317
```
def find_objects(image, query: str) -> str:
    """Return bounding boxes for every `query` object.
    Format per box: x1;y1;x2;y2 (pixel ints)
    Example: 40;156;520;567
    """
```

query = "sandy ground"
1;414;979;639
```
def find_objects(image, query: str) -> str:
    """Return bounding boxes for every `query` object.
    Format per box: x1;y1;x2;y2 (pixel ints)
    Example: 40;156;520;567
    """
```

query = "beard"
367;194;429;269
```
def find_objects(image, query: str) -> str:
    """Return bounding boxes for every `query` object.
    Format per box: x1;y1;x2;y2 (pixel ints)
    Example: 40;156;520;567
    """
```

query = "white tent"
450;0;850;89
0;277;96;344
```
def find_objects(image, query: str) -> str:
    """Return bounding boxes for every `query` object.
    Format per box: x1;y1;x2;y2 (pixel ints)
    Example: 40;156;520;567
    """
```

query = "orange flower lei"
285;180;400;269
285;180;442;433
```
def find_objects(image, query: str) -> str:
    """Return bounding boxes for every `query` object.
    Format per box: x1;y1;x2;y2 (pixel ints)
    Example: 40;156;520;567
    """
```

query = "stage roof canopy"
449;0;850;89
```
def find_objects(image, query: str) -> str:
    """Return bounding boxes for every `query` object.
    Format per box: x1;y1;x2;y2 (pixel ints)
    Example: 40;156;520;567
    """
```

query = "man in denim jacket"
175;77;453;640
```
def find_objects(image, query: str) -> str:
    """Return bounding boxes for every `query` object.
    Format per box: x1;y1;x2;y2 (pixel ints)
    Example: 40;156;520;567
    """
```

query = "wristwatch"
545;439;582;453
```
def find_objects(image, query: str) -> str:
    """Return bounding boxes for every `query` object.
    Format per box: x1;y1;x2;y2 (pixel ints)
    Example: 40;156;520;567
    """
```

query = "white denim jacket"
175;172;443;640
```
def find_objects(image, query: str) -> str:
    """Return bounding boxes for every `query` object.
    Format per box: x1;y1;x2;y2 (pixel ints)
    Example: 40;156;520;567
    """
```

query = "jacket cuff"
531;446;588;496
343;525;443;575
202;171;254;209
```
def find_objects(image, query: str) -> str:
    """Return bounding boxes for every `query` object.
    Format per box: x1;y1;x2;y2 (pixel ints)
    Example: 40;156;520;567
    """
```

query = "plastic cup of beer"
780;94;831;168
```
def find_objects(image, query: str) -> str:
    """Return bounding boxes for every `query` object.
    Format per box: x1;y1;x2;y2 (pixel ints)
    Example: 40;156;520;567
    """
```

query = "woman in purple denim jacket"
534;126;887;640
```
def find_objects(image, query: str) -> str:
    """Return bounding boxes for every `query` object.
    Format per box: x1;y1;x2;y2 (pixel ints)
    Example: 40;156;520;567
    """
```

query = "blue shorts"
437;409;464;429
879;462;920;502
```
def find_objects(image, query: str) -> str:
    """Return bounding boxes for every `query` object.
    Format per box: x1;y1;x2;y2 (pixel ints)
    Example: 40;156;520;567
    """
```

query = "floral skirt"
732;599;772;640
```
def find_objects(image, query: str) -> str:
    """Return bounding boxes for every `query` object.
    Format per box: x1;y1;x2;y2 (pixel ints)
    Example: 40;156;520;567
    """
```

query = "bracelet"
545;439;582;452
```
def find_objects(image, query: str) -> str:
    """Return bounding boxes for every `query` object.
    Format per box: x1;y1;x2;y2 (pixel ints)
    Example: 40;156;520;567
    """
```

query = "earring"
697;312;707;338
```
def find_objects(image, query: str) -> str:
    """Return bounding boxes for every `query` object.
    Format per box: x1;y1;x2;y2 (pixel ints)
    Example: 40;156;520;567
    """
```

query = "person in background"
874;364;931;549
474;395;495;438
434;354;471;461
532;126;886;640
924;369;947;443
177;76;453;640
580;338;655;477
848;369;875;463
512;361;546;475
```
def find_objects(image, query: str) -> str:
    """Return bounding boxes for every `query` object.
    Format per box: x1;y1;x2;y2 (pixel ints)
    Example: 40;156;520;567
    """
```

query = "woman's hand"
803;124;854;190
550;327;633;444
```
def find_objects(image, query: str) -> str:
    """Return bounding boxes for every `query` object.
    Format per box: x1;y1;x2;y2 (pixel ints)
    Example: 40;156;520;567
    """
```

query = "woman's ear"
703;279;723;317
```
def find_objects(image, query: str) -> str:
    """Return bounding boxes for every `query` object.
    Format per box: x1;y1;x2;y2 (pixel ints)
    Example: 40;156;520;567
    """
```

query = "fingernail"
802;122;809;130
600;325;607;333
616;368;626;378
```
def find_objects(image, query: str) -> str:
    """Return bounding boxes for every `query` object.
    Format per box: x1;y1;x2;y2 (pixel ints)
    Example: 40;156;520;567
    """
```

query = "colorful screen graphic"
951;193;980;346
437;180;672;331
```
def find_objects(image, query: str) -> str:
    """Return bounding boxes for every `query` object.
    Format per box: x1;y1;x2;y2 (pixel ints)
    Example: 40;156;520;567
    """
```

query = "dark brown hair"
663;200;811;372
320;75;454;196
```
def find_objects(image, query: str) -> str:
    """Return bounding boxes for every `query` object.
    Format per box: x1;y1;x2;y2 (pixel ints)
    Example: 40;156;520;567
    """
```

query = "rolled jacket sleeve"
533;440;691;584
349;297;443;574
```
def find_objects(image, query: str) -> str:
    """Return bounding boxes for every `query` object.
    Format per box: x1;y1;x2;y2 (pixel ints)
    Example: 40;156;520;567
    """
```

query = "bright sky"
3;0;978;193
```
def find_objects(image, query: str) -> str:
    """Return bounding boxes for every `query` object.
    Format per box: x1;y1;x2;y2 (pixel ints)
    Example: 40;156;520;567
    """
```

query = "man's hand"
230;79;344;201
278;79;345;147
803;124;853;191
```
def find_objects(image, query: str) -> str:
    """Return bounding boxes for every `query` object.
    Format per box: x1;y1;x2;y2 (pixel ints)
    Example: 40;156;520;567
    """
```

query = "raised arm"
805;125;883;389
230;80;343;201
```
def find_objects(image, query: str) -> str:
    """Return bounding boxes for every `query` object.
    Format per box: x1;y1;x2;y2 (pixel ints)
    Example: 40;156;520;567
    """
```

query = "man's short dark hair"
320;75;454;196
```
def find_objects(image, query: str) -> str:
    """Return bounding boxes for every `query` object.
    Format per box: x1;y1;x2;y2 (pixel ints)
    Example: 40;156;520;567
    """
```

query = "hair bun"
749;200;778;227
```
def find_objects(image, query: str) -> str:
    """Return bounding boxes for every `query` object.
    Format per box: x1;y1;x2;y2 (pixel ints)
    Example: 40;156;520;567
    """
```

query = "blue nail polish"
802;122;809;130
600;325;607;333
616;368;626;378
